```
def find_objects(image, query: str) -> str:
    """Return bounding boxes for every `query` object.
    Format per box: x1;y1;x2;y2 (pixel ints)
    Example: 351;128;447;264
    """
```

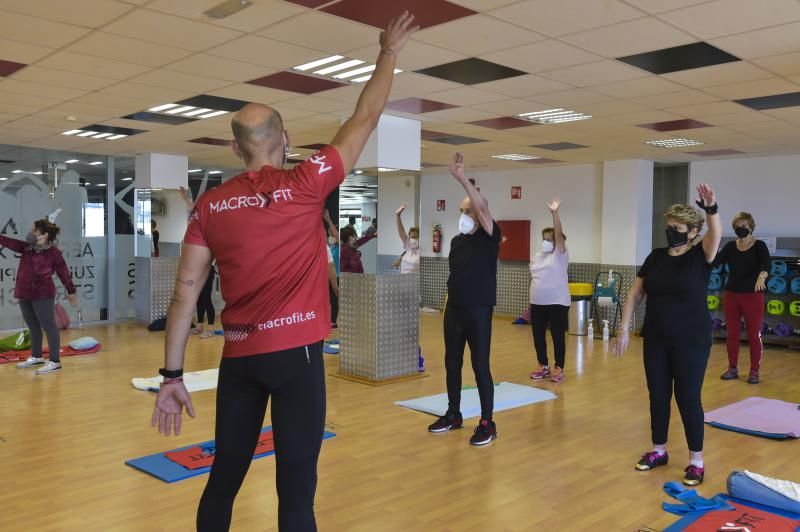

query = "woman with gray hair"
613;184;721;487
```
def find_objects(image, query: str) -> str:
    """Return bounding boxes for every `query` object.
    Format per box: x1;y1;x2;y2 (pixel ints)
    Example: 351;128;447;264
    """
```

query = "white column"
601;160;654;265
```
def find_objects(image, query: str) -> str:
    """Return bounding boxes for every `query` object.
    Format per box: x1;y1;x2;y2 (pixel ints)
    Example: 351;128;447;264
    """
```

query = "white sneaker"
17;356;45;369
35;361;62;374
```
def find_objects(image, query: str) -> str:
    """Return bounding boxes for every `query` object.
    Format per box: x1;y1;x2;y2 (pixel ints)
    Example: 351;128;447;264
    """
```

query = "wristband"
695;200;718;215
159;367;183;379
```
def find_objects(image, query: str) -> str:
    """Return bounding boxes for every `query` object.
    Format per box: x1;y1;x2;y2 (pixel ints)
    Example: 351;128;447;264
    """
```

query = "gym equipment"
0;330;30;351
132;368;219;393
125;426;336;483
662;482;734;515
708;273;723;291
773;323;793;337
711;318;726;331
705;397;800;439
761;322;773;336
664;494;800;532
395;382;556;419
767;299;786;315
790;301;800;317
707;295;721;311
592;271;622;338
771;260;788;277
791;277;800;295
767;276;788;294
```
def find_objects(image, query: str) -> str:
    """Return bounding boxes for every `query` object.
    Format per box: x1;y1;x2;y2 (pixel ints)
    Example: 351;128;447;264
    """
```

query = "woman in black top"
714;212;769;384
614;184;721;487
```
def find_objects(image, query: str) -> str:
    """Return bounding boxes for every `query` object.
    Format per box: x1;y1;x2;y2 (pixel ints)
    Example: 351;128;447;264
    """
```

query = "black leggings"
530;304;568;369
197;342;326;532
329;280;338;325
443;303;494;420
197;271;215;326
19;299;61;363
643;339;710;452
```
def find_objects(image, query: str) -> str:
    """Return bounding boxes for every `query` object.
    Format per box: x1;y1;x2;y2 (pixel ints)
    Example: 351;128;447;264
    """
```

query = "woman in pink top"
529;198;570;383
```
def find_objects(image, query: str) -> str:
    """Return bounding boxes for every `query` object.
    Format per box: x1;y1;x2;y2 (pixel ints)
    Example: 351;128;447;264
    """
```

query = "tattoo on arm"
176;278;194;286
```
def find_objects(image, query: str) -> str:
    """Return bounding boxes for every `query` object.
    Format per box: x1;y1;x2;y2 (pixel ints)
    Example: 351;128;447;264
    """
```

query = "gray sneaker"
17;356;45;369
35;361;62;374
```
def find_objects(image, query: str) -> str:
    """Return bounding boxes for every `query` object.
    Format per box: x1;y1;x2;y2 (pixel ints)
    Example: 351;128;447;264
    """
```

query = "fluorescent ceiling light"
287;153;301;157
333;64;376;79
33;171;44;175
646;138;704;148
149;103;179;112
89;161;103;166
516;109;592;124
491;154;541;161
166;105;195;115
182;108;212;117
198;110;227;119
122;177;133;181
377;167;400;172
92;133;113;139
12;170;23;173
96;183;107;187
0;178;7;181
77;131;98;137
208;170;223;174
62;129;83;136
151;188;163;191
188;169;203;173
294;55;344;71
65;159;79;163
354;170;363;174
107;134;127;140
314;59;364;76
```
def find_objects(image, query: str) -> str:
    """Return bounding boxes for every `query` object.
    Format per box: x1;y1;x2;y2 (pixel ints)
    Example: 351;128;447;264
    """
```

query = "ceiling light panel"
292;55;402;84
646;138;704;148
491;154;541;161
516;109;592;124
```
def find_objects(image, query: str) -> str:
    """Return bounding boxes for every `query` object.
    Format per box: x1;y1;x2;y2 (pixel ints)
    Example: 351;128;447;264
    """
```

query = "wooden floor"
2;314;799;531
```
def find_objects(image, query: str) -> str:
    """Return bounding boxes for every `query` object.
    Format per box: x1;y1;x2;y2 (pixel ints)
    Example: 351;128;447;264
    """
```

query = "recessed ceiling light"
646;138;704;148
92;133;113;139
516;109;592;124
354;170;363;174
122;177;133;181
333;65;376;79
33;171;44;175
89;161;103;166
107;134;128;140
287;153;301;157
149;103;179;112
296;55;402;84
166;105;195;115
12;170;23;173
198;110;228;119
378;167;400;172
208;170;223;174
491;154;541;161
314;59;365;76
188;169;203;173
65;159;79;163
294;55;345;72
152;188;163;191
182;108;212;117
77;130;98;137
0;177;7;181
97;183;107;187
62;129;83;136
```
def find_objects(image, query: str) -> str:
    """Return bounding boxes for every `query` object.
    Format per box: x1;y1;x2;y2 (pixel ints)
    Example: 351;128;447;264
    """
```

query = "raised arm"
612;277;646;356
179;186;194;213
548;197;565;253
331;13;418;174
697;183;721;263
0;234;27;254
396;203;408;245
449;153;493;234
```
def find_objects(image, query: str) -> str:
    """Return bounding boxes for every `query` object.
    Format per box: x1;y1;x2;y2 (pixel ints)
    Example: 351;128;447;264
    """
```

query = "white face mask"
328;237;336;246
409;237;419;249
458;213;475;235
541;240;555;253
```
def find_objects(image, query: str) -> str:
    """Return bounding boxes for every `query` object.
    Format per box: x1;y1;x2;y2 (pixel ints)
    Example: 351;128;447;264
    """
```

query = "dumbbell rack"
709;255;800;349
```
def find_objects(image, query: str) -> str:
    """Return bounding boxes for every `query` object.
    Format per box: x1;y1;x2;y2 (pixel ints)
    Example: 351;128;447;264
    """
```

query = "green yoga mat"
0;330;30;351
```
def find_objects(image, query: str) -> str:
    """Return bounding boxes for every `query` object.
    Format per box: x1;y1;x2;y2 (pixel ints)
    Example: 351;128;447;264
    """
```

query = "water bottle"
586;319;594;339
602;320;610;342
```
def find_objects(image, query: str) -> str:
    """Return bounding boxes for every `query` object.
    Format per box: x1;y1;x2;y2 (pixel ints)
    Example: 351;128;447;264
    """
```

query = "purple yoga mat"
705;397;800;437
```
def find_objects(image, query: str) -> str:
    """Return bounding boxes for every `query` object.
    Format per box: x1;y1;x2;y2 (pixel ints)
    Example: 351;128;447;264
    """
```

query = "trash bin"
567;283;593;336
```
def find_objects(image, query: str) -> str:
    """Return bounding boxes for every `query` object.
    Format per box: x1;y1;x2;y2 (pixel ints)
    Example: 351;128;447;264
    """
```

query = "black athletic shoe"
683;465;704;486
635;451;669;471
428;412;463;433
720;366;738;380
469;419;497;446
747;370;759;384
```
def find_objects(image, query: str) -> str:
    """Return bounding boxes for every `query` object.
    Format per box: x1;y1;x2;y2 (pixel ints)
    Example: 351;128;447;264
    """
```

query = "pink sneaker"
530;365;550;379
550;366;565;383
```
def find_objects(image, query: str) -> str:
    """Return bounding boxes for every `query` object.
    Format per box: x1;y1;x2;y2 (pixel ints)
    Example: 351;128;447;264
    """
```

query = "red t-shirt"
184;146;345;357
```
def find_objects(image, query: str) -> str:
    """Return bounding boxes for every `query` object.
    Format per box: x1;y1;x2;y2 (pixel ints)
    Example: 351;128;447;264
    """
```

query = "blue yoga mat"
708;421;791;440
126;426;336;483
664;493;800;531
395;382;556;419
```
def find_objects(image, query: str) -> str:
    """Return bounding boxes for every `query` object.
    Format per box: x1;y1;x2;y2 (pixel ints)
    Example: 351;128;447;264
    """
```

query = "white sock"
653;445;667;456
689;451;703;467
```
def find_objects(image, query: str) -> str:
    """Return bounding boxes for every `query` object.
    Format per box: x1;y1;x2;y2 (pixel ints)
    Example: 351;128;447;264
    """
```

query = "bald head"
231;103;285;163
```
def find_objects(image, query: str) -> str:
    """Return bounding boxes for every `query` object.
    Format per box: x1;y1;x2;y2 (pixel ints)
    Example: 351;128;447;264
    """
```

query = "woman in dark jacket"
0;218;78;374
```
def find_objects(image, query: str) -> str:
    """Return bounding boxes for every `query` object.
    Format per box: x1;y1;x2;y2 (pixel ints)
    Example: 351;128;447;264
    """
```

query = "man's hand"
151;382;195;436
448;152;466;183
379;11;418;55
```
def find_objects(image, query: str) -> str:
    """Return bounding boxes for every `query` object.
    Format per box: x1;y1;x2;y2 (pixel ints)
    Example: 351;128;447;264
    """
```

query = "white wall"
152;190;189;243
601;160;654;265
420;164;604;263
690;155;800;238
377;174;419;255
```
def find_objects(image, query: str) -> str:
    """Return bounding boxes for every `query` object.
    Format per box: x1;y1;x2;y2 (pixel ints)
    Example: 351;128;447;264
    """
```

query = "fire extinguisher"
432;223;442;254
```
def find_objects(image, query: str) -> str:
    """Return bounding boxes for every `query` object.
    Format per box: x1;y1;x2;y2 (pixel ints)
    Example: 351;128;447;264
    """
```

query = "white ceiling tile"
0;9;90;48
424;87;509;107
70;93;153;113
258;11;378;52
561;17;695;57
0;0;133;28
37;51;152;80
450;0;521;9
147;0;306;32
711;21;800;59
415;14;545;56
632;89;721;108
421;108;500;123
100;82;197;105
752;52;800;76
208;84;299;105
659;0;800;40
612;110;688;125
208;35;324;70
130;70;232;93
662;62;773;88
34;102;130;123
590;76;685;98
540;60;649;87
314;84;366;105
278;96;353;114
571;100;654;117
622;0;711;14
0;79;87;101
531;88;616;107
702;78;800;100
66;32;194;68
707;112;775;126
0;39;54;64
481;40;602;73
348;40;468;72
489;0;643;37
9;67;117;91
667;101;752;117
473;74;573;98
470;98;546;116
388;73;462;98
103;9;242;52
166;54;275;82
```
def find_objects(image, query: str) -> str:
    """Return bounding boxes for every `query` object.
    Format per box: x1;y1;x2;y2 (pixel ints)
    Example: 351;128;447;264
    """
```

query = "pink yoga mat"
705;397;800;438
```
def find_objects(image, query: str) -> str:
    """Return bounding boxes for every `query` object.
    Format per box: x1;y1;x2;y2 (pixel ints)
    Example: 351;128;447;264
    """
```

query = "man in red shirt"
150;13;418;531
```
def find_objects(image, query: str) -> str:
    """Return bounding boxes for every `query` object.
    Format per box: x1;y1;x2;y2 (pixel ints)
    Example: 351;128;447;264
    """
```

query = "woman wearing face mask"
339;225;376;274
394;203;420;273
529;198;570;383
613;184;721;487
0;219;79;374
427;153;501;446
713;212;770;384
323;209;340;327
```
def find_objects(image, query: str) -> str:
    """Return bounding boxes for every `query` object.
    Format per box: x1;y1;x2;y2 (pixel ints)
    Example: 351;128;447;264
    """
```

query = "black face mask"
666;227;689;248
734;227;751;238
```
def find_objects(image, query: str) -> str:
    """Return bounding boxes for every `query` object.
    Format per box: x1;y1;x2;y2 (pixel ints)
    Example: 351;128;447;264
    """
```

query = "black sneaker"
720;366;738;380
747;370;759;384
683;465;705;486
469;419;497;446
428;412;463;433
635;451;669;471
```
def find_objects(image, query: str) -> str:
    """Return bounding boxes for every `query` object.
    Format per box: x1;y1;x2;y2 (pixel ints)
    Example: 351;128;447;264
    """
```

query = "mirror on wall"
339;170;379;275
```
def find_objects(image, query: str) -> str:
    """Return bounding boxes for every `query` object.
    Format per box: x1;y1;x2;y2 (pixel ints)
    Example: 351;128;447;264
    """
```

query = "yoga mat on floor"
323;343;339;354
0;344;102;364
395;382;556;419
664;494;800;531
132;368;218;393
125;426;336;483
705;397;800;439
